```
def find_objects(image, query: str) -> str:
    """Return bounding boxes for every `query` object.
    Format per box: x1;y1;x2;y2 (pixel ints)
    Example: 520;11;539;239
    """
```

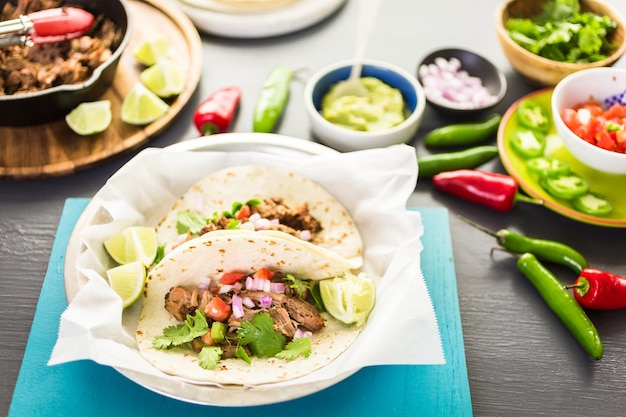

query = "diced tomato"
220;272;245;285
603;103;626;120
205;296;231;322
253;267;274;280
576;101;604;116
596;130;617;151
236;204;251;220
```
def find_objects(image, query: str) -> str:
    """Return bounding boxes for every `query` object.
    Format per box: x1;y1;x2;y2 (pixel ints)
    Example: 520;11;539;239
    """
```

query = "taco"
155;164;363;268
135;229;369;386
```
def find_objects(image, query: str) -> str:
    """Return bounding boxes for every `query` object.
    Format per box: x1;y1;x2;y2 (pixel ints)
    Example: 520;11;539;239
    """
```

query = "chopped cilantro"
506;0;618;63
152;309;209;349
236;313;286;357
198;346;223;370
284;274;311;298
275;337;312;361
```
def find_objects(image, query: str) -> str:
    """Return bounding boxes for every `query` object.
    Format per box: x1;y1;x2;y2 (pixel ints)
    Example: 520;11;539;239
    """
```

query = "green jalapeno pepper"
572;192;613;216
417;145;499;179
526;157;570;178
253;66;293;133
514;252;603;360
423;114;501;147
540;173;589;200
460;215;588;273
509;128;546;159
516;98;550;133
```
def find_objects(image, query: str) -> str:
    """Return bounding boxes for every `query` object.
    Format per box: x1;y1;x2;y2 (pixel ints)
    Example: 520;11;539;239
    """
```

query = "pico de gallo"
561;100;626;154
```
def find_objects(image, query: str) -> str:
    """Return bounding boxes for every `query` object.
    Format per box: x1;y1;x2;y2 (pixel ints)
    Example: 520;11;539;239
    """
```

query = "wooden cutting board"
0;0;203;179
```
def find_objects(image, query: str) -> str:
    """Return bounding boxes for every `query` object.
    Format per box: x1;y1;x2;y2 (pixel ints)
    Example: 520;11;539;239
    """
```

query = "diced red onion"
260;294;272;308
198;277;211;291
269;218;279;225
419;57;498;110
299;229;312;241
218;282;242;294
270;282;285;293
242;296;256;309
252;217;272;230
249;213;261;221
232;294;244;318
294;328;313;340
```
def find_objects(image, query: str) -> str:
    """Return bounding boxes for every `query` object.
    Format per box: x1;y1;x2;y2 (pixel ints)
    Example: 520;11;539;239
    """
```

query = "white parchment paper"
49;142;445;392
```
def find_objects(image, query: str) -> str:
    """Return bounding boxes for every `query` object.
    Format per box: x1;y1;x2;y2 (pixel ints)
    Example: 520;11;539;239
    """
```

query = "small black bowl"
417;47;507;115
0;0;131;126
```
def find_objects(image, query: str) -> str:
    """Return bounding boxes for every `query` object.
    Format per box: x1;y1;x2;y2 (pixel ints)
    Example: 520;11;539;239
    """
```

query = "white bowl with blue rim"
304;59;425;152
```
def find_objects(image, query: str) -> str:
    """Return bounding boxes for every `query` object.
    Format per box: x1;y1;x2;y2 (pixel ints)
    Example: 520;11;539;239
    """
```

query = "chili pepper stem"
458;215;498;237
564;279;590;296
514;192;543;206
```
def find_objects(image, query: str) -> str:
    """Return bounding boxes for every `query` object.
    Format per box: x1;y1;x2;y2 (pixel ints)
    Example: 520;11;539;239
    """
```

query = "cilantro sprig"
175;199;263;235
152;309;209;349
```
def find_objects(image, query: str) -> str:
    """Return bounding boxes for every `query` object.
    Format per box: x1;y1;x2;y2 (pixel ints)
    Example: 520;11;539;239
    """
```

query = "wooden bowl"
495;0;626;87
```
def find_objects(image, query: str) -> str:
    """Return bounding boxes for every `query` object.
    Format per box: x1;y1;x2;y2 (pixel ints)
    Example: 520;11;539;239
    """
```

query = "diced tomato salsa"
561;100;626;154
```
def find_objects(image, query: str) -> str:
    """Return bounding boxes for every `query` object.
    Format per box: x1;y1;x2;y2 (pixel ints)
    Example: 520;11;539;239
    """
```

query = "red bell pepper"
568;268;626;310
432;169;542;212
193;86;241;135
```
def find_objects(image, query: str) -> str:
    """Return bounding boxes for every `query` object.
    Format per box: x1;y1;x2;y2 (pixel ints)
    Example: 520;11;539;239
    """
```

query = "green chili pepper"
514;252;603;360
540;173;589;200
509;128;546;159
517;98;550;133
253;66;293;133
572;192;613;217
526;157;570;178
460;215;588;273
417;145;499;179
423;114;501;147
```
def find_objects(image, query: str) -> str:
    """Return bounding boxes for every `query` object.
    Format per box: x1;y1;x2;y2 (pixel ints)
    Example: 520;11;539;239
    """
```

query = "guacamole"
321;77;406;132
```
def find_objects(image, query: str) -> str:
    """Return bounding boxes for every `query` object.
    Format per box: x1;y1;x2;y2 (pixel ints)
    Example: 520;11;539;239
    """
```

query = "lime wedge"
132;36;169;66
121;82;169;125
104;226;158;267
106;261;146;308
139;59;185;98
319;273;375;327
65;100;112;135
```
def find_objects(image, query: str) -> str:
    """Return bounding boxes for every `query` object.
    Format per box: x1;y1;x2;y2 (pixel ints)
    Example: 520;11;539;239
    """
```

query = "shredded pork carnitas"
0;0;122;95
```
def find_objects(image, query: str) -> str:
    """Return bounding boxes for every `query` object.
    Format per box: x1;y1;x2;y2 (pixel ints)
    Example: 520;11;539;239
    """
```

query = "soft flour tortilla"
136;229;362;387
156;164;363;268
179;0;296;14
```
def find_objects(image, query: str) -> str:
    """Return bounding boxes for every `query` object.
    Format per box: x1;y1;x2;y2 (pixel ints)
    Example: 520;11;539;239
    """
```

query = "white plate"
171;0;347;38
63;133;352;406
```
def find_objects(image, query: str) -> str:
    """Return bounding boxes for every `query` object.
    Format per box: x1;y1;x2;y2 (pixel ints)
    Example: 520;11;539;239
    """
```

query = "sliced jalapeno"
509;128;546;159
515;252;603;360
459;215;588;273
526;157;570;178
572;192;613;216
417;145;499;179
540;173;589;200
517;98;550;133
423;114;501;147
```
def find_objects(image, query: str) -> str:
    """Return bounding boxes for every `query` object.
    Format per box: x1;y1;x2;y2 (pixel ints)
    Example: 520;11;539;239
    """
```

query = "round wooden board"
0;0;203;179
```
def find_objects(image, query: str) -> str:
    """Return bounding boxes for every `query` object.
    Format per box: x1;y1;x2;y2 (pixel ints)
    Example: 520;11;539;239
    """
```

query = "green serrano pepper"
460;215;588;274
514;252;603;360
417;145;499;179
423;113;501;147
253;66;293;133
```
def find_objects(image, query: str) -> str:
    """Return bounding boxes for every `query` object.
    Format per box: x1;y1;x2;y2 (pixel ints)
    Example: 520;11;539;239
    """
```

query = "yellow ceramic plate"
498;88;626;228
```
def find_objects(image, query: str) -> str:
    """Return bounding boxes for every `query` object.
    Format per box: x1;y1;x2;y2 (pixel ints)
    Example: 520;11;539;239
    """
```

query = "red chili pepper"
568;268;626;310
193;86;241;135
431;169;542;212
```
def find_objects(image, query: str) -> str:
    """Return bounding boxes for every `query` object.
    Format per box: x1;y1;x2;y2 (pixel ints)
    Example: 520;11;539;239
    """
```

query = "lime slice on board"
104;226;158;267
319;273;376;327
132;36;169;66
65;100;112;135
139;59;185;98
121;82;169;125
106;261;146;309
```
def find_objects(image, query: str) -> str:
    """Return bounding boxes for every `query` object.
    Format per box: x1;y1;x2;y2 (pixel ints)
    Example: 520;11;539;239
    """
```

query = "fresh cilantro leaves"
276;337;312;361
237;313;286;357
176;210;207;235
506;0;618;63
152;309;209;349
198;346;223;370
284;274;311;298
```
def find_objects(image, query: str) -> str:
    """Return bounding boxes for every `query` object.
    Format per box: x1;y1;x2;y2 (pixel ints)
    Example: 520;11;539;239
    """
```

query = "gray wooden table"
3;0;626;415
